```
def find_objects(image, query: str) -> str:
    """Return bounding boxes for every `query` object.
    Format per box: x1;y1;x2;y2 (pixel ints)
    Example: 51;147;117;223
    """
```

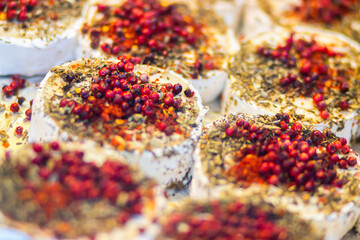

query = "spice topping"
293;0;360;24
229;31;360;123
0;0;85;39
161;197;320;240
200;114;359;193
82;0;226;79
258;0;360;43
0;142;156;238
0;0;39;22
45;58;200;152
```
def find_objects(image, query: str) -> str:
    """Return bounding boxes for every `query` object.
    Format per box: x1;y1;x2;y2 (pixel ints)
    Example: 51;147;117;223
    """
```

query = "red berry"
150;92;160;102
38;167;51;179
158;122;167;131
25;109;31;120
347;156;357;167
300;61;311;74
97;4;108;12
312;93;323;103
184;88;194;97
6;10;17;20
18;10;27;21
29;0;38;7
316;101;327;111
236;119;245;127
339;101;349;110
329;154;339;164
15;126;23;135
279;121;288;130
8;1;17;8
299;153;309;162
141;88;151;96
280;77;290;86
109;64;117;71
172;83;183;95
342;145;350;154
333;140;342;150
111;45;120;55
267;175;279;185
139;73;149;83
124;62;134;72
173;99;181;108
291;122;302;133
259;162;271;174
10;103;20;112
225;127;235;137
50;141;60;150
3;86;13;97
72;105;83;115
326;144;337;154
282;113;290;122
121;91;133;102
289;167;300;177
315;170;325;180
142;105;153;116
304;181;314;191
32;143;43;153
338;159;347;169
320;110;329;119
98;67;109;77
59;99;68;107
165;83;173;91
164;97;173;106
105;90;115;100
332;179;343;188
148;39;157;48
340;82;349;92
137;35;146;45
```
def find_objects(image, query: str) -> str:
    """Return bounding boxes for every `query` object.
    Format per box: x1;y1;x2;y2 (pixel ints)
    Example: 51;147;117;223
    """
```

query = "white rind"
76;0;239;103
223;27;360;142
190;116;360;240
0;28;77;77
28;60;207;186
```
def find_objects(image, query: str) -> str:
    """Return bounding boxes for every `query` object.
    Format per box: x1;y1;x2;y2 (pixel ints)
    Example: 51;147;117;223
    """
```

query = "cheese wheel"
191;113;360;240
29;57;207;186
0;0;87;76
223;27;360;142
77;0;239;103
0;142;161;239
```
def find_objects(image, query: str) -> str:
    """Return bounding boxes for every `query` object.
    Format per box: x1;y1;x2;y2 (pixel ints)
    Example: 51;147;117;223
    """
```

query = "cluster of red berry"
0;0;38;21
163;200;288;240
82;0;217;79
294;0;360;23
226;113;354;191
14;142;150;225
258;33;350;119
59;57;195;138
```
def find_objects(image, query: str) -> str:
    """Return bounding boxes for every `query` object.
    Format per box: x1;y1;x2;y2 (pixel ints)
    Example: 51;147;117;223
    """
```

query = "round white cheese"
0;142;164;240
223;27;360;142
28;59;207;186
76;0;239;103
191;114;360;240
0;2;88;76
